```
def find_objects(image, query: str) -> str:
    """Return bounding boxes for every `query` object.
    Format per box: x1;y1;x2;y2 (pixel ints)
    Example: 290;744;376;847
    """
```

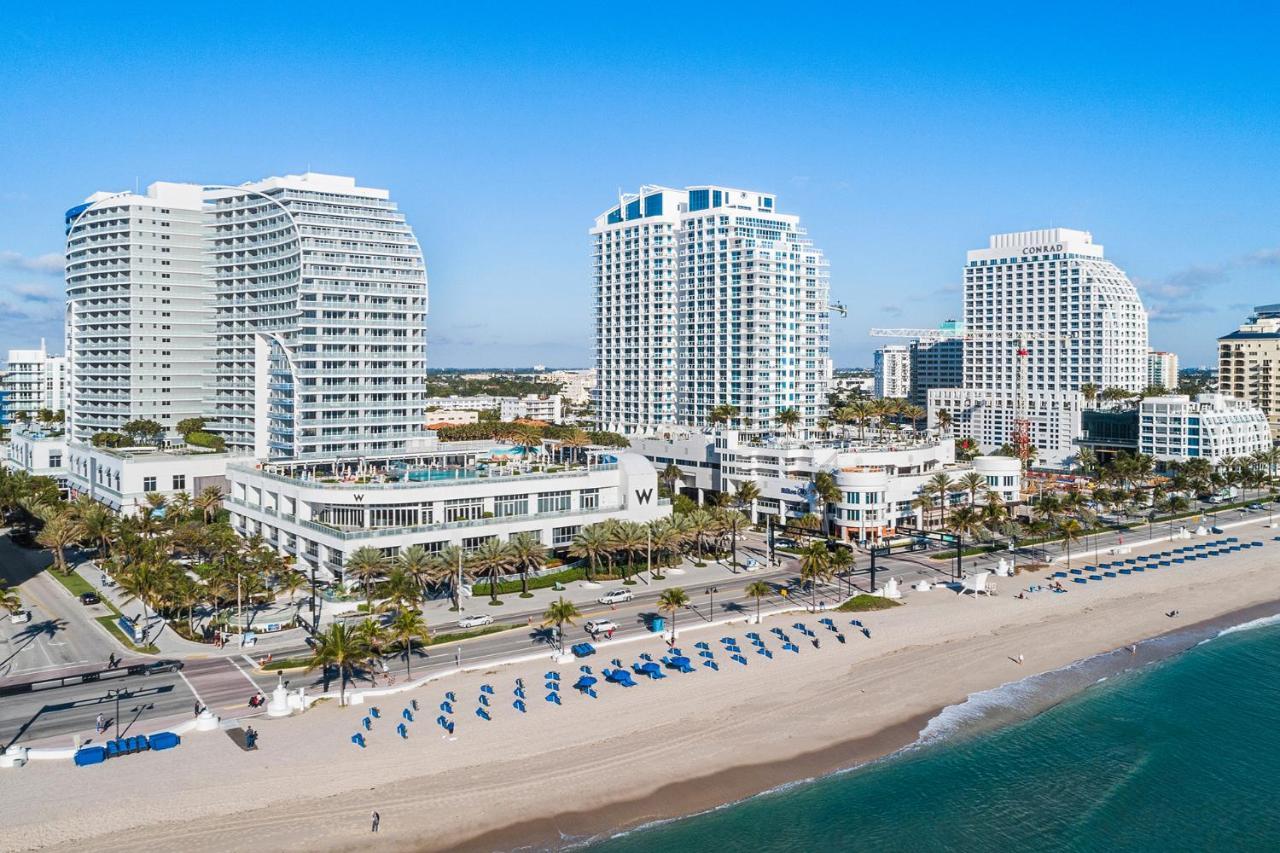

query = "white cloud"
0;250;62;275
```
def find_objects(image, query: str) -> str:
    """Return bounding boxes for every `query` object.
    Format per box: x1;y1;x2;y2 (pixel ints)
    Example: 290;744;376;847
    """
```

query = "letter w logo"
634;488;653;504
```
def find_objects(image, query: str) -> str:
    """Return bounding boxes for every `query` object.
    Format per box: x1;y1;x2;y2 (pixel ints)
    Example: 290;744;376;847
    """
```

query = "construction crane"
869;326;1077;465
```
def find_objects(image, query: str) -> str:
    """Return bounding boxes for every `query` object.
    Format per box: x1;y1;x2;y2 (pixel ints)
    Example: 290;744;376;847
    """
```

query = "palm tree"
608;521;648;582
812;470;841;539
344;546;388;610
957;472;987;507
379;566;420;613
925;473;955;526
733;480;761;523
542;596;581;655
657;587;690;641
999;519;1024;572
569;524;609;581
1163;494;1190;537
847;400;873;439
776;407;801;437
827;546;854;596
471;538;514;605
508;533;546;598
1058;517;1084;571
428;545;470;609
306;622;369;705
36;510;83;574
660;462;683;497
192;485;223;525
745;580;771;623
396;545;434;598
1080;383;1099;409
116;558;164;634
934;407;953;435
798;541;830;609
946;505;986;576
0;581;22;615
387;608;430;679
559;429;590;465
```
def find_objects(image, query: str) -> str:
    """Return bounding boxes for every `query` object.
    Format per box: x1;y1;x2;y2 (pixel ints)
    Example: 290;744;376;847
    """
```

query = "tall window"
580;488;600;510
494;494;528;518
172;474;186;490
537;490;571;514
143;476;157;492
444;498;484;523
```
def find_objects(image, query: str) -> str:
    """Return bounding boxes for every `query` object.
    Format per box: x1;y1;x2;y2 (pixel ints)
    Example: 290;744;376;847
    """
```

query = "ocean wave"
1212;613;1280;639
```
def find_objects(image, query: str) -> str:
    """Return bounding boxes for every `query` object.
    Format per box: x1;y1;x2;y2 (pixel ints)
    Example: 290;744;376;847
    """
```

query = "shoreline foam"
461;597;1280;853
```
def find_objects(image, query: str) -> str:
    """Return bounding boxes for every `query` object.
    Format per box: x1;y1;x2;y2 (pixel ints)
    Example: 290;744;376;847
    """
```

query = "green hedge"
471;565;628;595
186;431;226;451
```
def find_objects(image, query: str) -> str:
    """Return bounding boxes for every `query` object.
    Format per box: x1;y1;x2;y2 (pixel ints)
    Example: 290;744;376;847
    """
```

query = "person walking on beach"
1017;654;1024;665
371;811;380;833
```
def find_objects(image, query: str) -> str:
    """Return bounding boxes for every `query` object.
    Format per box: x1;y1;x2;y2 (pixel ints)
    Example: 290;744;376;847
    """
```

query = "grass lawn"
48;568;97;598
94;615;160;654
836;594;902;612
471;566;626;596
428;623;520;645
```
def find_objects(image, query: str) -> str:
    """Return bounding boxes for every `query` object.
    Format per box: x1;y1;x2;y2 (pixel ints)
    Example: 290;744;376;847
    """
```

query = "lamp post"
704;586;718;622
107;688;128;740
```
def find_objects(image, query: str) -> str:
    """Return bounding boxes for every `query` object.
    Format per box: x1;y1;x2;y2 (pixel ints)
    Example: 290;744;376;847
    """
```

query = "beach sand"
5;529;1280;852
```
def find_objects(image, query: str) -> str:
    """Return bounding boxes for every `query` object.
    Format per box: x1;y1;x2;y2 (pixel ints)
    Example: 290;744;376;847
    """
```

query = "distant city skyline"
2;6;1279;368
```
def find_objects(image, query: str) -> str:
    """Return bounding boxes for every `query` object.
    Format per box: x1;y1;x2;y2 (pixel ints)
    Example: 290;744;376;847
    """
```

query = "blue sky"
1;3;1278;369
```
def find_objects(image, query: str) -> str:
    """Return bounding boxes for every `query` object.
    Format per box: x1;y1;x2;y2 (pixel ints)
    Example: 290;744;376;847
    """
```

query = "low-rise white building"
630;429;1021;543
3;340;67;422
64;444;236;514
429;393;566;424
4;427;68;483
425;409;480;427
499;394;563;424
225;443;667;582
1139;394;1271;464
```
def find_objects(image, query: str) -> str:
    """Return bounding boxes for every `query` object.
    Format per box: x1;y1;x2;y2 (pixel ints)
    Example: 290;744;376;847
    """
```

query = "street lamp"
704;586;718;622
106;688;129;740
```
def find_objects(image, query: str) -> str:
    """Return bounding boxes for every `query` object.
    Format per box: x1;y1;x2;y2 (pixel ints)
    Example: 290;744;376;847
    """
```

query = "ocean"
589;614;1280;852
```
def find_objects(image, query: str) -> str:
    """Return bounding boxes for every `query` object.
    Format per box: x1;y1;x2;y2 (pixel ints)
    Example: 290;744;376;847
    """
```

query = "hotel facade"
225;444;667;581
929;228;1149;467
629;429;1020;544
592;185;830;437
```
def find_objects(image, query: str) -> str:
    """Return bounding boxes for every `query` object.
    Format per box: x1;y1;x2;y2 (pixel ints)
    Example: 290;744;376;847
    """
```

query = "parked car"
597;589;633;605
9;609;32;624
1247;503;1266;511
9;530;36;548
585;619;618;635
456;613;493;629
78;591;100;606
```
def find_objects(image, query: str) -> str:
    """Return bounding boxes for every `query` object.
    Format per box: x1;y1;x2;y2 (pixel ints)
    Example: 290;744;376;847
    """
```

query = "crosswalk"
180;657;269;715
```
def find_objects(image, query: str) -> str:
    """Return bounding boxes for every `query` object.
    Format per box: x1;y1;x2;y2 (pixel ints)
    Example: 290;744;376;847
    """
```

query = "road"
0;533;114;680
3;503;1271;745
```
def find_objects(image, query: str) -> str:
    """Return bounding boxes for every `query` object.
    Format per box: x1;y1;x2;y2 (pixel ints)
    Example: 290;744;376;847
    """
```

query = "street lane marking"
228;656;263;689
177;667;205;706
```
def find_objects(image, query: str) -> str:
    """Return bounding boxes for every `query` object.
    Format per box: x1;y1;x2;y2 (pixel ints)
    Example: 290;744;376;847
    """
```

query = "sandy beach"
5;527;1280;853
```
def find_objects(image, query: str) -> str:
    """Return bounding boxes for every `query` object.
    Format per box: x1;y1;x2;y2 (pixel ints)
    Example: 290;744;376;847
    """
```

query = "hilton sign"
1022;243;1064;255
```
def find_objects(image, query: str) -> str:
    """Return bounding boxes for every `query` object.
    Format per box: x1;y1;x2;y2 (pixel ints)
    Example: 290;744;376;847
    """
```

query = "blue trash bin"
651;616;666;633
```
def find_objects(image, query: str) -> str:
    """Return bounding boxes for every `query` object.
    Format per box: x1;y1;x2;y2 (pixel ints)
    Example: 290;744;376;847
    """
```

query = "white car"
597;589;633;605
456;613;493;629
9;609;32;624
585;619;619;635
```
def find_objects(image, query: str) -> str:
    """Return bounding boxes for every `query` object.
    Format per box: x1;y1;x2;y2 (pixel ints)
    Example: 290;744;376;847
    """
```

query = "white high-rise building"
1147;349;1179;391
3;339;67;420
930;228;1148;467
593;185;829;436
873;346;910;399
206;173;428;459
64;182;213;443
63;174;427;460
